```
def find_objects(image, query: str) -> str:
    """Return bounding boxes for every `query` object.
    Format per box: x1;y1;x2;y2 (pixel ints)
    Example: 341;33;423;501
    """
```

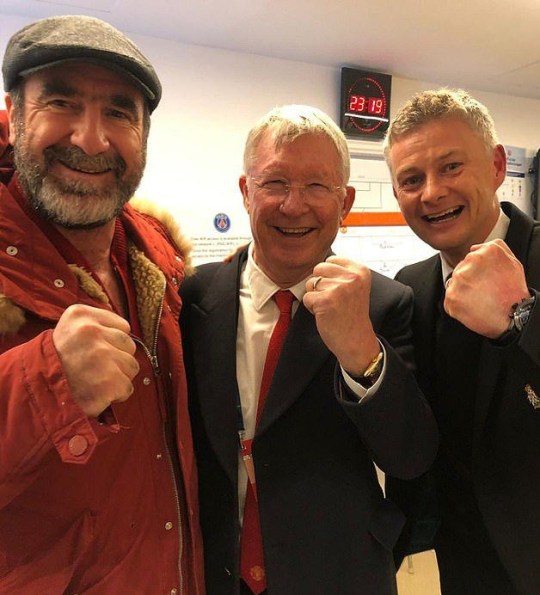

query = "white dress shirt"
236;245;385;519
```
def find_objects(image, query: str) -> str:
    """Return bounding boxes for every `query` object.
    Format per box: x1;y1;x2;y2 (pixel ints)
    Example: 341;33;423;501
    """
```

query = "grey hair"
383;89;499;161
243;104;350;183
8;81;24;113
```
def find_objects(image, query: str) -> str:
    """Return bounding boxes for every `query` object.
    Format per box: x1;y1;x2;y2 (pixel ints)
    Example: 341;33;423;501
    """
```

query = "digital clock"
340;67;392;140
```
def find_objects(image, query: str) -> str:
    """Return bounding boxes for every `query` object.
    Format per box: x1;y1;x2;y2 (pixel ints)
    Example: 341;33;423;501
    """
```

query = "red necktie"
240;290;295;593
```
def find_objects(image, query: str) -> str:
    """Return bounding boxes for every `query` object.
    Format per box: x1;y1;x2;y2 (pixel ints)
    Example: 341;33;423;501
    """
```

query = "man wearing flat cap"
0;15;204;594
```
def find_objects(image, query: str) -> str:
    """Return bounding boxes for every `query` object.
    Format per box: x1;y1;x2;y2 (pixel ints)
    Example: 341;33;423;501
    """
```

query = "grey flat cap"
2;15;162;112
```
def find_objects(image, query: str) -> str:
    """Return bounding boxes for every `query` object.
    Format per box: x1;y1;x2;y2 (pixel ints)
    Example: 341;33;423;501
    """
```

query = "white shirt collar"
440;206;510;282
244;243;307;309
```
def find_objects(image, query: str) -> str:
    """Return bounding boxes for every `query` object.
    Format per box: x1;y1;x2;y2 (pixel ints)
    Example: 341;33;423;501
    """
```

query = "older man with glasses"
180;104;438;595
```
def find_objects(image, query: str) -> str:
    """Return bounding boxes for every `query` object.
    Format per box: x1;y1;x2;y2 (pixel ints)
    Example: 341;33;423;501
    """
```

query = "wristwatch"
509;295;536;333
354;350;384;388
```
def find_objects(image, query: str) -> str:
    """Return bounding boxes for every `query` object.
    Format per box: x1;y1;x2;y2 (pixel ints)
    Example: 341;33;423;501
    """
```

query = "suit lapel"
399;256;443;390
189;253;245;484
474;203;535;433
256;302;330;437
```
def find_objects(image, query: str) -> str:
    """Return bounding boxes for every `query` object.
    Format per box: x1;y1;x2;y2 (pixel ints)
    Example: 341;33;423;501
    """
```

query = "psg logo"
213;213;231;233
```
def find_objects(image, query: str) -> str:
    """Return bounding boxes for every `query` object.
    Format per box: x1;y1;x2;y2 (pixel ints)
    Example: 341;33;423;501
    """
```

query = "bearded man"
0;15;204;594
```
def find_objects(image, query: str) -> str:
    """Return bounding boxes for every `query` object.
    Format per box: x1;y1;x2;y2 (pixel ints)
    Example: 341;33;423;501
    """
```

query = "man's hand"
52;304;140;417
444;239;530;338
303;256;380;376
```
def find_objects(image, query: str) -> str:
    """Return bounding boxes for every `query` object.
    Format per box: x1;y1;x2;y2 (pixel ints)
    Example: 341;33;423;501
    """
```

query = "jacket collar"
0;178;191;345
500;200;535;266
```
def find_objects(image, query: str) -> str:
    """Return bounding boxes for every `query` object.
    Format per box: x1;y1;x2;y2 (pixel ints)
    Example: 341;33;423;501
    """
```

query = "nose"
279;186;310;216
421;173;446;204
70;110;110;156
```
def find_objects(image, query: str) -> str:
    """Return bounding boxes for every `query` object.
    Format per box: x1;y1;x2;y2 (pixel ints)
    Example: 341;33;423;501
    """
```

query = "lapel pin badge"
524;384;540;410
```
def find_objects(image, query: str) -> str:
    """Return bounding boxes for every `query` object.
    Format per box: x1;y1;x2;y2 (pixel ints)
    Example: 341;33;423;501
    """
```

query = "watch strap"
352;350;384;388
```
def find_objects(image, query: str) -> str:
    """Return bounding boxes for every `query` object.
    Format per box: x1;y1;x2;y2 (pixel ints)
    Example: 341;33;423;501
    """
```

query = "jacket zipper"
133;279;184;594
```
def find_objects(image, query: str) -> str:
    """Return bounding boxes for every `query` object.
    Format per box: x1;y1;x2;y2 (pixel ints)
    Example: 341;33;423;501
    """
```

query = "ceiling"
2;0;540;100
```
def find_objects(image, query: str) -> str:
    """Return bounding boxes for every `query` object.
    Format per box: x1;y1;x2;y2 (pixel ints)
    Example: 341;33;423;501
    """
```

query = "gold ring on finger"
312;276;323;291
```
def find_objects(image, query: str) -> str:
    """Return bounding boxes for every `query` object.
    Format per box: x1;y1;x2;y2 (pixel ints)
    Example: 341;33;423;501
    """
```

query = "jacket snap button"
54;279;65;288
68;435;88;456
6;246;18;256
165;521;173;530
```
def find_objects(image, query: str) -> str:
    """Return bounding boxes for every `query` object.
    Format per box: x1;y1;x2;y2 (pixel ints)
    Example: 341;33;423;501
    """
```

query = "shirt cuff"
340;342;387;401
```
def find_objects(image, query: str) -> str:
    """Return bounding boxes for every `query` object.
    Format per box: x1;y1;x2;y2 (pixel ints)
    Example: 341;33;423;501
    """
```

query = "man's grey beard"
13;129;146;230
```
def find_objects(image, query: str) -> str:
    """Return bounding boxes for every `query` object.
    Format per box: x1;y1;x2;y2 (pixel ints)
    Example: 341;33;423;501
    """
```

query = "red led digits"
349;95;366;113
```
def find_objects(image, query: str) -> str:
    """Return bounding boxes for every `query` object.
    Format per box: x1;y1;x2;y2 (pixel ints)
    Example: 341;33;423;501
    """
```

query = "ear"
239;175;250;212
385;157;400;201
340;186;356;222
5;94;16;145
492;144;507;191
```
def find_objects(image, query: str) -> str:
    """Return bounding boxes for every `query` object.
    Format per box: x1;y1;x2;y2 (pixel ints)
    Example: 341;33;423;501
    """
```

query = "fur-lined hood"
128;197;193;277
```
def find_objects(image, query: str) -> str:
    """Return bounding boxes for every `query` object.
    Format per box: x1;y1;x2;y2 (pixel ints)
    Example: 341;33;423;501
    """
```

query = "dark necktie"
240;290;295;593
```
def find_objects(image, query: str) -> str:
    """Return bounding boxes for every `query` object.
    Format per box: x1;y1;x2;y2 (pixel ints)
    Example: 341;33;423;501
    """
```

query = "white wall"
2;14;540;264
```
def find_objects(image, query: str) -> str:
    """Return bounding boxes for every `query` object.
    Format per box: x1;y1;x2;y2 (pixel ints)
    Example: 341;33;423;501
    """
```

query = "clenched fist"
444;239;530;338
52;304;140;417
303;256;380;376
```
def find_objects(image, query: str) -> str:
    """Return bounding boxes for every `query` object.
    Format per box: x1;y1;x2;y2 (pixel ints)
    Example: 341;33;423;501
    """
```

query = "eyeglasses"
249;177;343;201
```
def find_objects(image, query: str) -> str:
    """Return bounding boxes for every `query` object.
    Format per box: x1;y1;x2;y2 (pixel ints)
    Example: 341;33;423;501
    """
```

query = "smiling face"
7;62;147;229
240;131;355;287
388;117;506;267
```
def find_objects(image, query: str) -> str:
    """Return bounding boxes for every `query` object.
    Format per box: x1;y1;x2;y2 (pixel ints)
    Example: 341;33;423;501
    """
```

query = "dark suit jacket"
180;247;438;595
387;202;540;594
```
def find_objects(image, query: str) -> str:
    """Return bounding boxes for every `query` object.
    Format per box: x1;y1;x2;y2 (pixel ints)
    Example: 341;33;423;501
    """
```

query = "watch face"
514;299;534;331
516;307;531;329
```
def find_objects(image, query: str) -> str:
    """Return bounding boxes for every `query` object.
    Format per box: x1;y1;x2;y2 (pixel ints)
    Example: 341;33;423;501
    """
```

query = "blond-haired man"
385;89;540;595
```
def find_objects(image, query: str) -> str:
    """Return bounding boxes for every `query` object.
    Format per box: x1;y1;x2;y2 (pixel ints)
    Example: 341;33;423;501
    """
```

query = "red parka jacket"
0;175;205;594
